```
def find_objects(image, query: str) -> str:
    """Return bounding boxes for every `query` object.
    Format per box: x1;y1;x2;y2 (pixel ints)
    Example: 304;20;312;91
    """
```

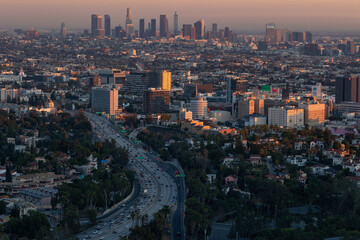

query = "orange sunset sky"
1;0;360;32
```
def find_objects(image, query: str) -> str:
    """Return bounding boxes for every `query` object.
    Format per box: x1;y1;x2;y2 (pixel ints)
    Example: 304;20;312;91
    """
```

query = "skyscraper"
91;14;103;37
91;85;119;115
60;22;67;37
104;14;111;36
212;23;218;39
126;8;132;25
143;89;170;114
150;19;156;37
265;23;276;43
275;29;282;42
305;31;312;43
336;75;360;103
125;8;134;36
346;41;355;55
160;15;168;38
292;32;305;42
149;71;172;90
194;19;205;39
183;24;192;39
174;11;179;34
139;19;145;38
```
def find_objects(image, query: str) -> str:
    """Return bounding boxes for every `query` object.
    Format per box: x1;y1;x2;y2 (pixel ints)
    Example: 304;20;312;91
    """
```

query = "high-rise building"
150;19;156;37
91;14;103;37
268;107;304;128
149;70;172;90
299;102;325;127
183;24;192;39
60;22;67;37
174;11;179;34
336;75;360;103
305;31;312;43
282;29;292;42
212;23;218;39
226;76;247;103
190;97;208;119
125;8;134;36
254;99;264;115
104;15;111;36
346;41;355;55
160;15;169;38
265;23;276;43
91;85;118;115
126;8;132;25
275;29;282;42
143;88;170;114
238;99;255;119
194;19;205;39
292;32;305;42
139;19;145;38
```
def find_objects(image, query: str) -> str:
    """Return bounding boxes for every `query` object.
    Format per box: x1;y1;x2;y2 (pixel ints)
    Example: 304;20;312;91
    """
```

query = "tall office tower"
149;70;172;90
60;22;67;37
139;19;145;38
174;11;179;34
292;32;305;42
122;72;150;95
226;76;247;103
194;19;205;39
160;15;169;38
275;29;282;42
91;14;103;37
125;8;134;36
224;27;230;39
335;75;360;103
282;29;292;42
299;102;325;127
346;41;355;55
212;23;218;38
91;85;118;115
268;107;304;128
238;99;255;119
126;8;132;25
150;19;156;37
265;23;276;43
254;99;264;115
182;24;192;39
104;15;111;36
305;31;312;43
143;89;170;114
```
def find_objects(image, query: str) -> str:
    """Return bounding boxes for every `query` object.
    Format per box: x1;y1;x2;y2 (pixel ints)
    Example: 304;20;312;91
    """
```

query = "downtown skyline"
1;0;360;32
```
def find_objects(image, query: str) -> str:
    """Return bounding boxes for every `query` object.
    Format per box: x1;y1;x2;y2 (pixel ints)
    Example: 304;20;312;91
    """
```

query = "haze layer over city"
0;1;360;240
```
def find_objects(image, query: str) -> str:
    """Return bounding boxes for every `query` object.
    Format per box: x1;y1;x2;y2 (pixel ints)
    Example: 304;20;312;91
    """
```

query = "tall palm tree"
162;205;171;221
130;211;136;228
141;214;148;226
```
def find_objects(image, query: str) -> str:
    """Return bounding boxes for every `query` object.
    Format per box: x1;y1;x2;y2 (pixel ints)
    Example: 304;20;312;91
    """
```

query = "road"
76;113;179;240
135;125;186;240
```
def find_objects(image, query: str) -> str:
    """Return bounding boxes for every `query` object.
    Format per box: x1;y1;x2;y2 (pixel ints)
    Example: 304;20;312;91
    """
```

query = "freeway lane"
76;113;178;240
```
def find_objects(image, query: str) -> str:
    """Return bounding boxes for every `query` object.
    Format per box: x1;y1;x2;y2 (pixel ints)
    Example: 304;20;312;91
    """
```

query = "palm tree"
162;205;171;222
141;214;148;226
130;211;136;228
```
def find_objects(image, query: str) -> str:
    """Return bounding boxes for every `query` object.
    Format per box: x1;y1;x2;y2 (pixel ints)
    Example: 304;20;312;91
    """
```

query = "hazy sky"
1;0;360;32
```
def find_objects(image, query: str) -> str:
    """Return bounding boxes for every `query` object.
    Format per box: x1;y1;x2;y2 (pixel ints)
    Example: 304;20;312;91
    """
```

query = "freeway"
76;113;179;240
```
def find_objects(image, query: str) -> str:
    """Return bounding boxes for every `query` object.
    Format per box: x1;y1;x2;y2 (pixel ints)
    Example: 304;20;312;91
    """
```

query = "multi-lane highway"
76;113;183;240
